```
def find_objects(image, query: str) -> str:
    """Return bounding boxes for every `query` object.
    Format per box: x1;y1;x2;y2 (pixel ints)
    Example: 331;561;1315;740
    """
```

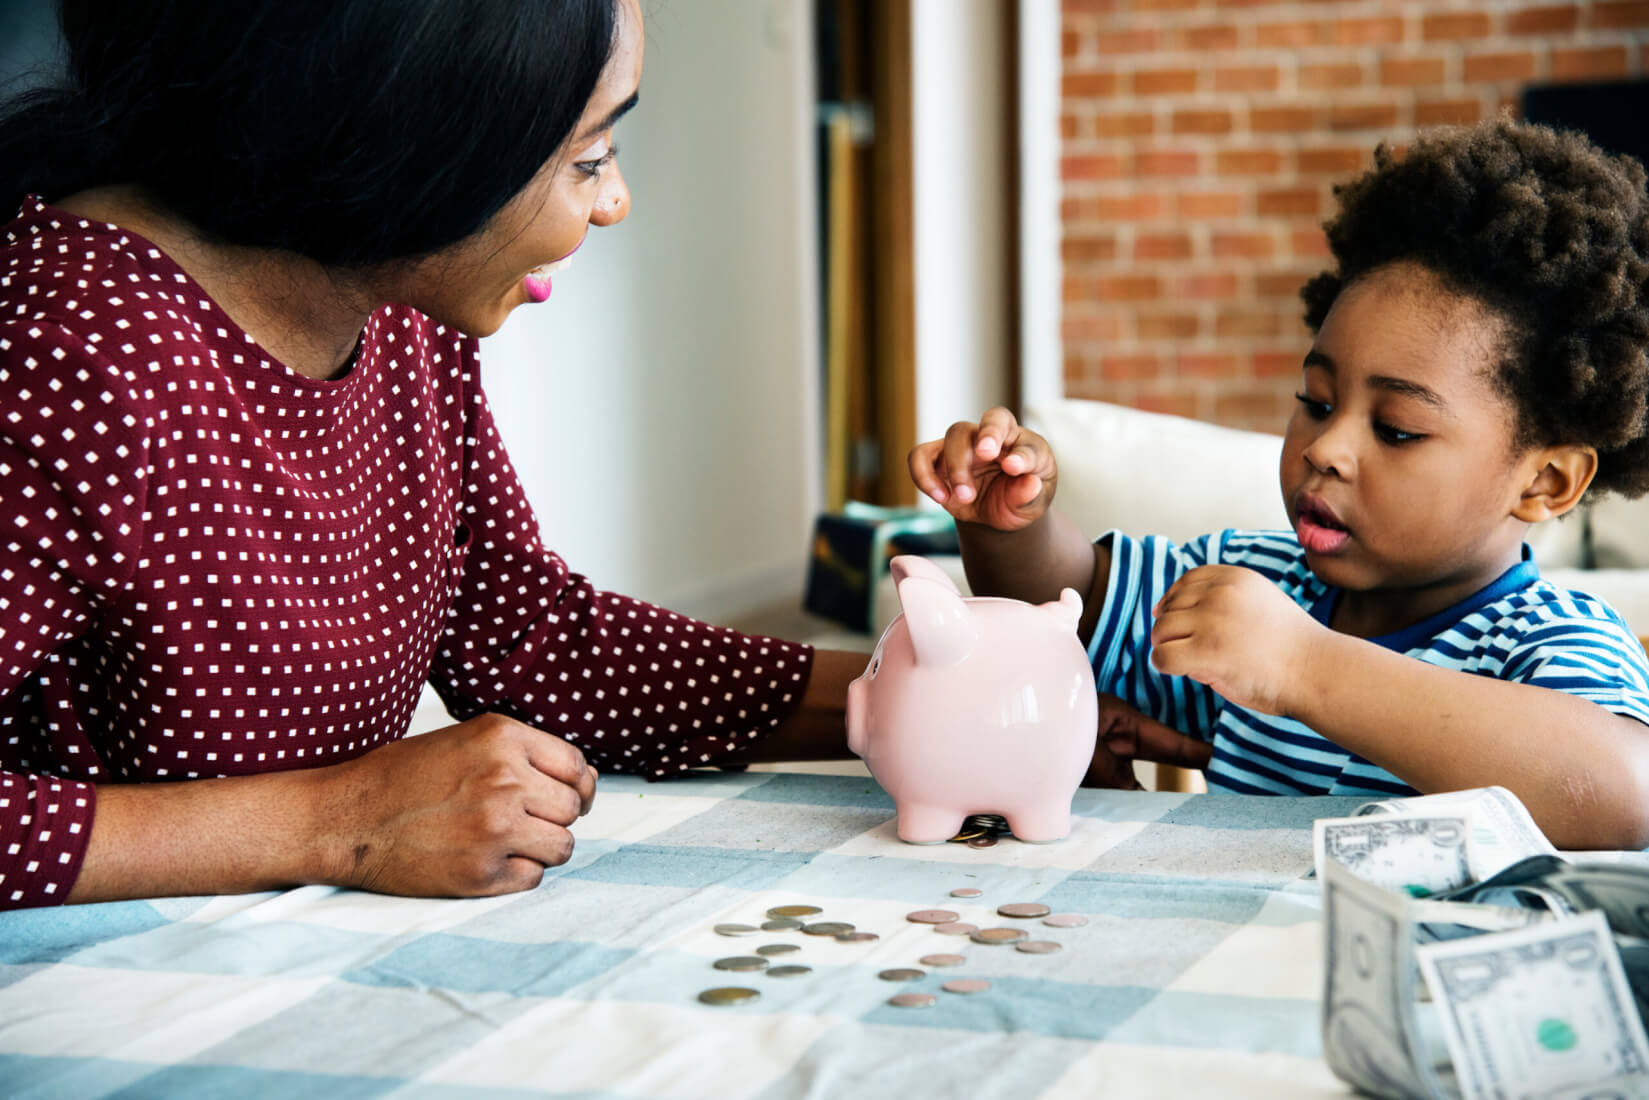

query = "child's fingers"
941;421;987;503
973;406;1021;462
997;433;1052;479
907;440;952;504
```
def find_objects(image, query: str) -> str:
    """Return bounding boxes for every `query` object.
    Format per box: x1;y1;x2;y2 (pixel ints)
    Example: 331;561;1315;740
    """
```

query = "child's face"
1279;262;1536;607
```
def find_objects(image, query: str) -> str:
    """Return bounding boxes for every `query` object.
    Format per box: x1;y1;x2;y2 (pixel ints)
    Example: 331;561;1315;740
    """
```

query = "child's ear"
1513;444;1598;522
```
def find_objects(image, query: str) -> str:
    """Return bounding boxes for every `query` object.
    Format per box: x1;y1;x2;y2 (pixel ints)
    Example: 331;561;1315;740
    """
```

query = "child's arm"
908;407;1112;643
1151;565;1649;850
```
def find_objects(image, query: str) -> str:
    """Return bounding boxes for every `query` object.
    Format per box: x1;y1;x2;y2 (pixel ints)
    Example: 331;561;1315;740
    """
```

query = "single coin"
699;986;760;1006
888;992;937;1009
997;902;1051;919
942;978;991;995
835;931;880;944
919;953;966;968
934;921;979;936
767;905;823;919
967;836;999;849
714;923;759;937
949;887;983;898
878;967;927;982
761;917;803;932
970;927;1027;946
802;921;855;936
1016;940;1063;955
755;943;801;957
713;956;770;972
766;964;812;978
906;909;961;924
1042;913;1089;928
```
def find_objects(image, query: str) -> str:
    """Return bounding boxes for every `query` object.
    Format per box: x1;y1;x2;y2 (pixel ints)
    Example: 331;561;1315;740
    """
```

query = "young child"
909;119;1649;851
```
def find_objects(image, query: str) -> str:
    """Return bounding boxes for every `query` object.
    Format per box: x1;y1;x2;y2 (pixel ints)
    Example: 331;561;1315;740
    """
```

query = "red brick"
1134;231;1195;260
1217;148;1286;175
1215;65;1281;93
1256;21;1319;48
1094;111;1157;138
1062;29;1083;59
1178;353;1242;378
1095;194;1166;220
1096;274;1164;300
1254;350;1305;377
1329;16;1405;46
1132;390;1202;419
1291;227;1332;258
1062;275;1095;302
1132;67;1199;95
1062;70;1119;97
1215;308;1282;339
1296;146;1369;176
1415;97;1483;126
1257;271;1316;298
1329;101;1401;131
1214;387;1294;429
1062;234;1119;263
1300;62;1365;90
1061;153;1126;180
1173;109;1235;135
1256;186;1322;217
1063;0;1119;12
1137;311;1201;340
1176;190;1244;218
1551;46;1629;81
1101;354;1162;380
1061;313;1124;344
1422;11;1492;40
1133;148;1201;176
1250;105;1319;133
1176;271;1243;299
1593;1;1649;29
1212;231;1276;259
1062;197;1104;222
1135;0;1199;11
1506;5;1580;35
1464;51;1538;83
1181;23;1241;50
1096;28;1162;54
1061;113;1085;140
1380;55;1447;87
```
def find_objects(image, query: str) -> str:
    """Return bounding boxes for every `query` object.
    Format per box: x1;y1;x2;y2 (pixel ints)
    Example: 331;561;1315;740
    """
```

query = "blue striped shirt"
1090;529;1649;797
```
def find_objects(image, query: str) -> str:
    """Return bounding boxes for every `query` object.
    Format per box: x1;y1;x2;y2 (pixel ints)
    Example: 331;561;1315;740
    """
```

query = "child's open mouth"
1296;499;1351;554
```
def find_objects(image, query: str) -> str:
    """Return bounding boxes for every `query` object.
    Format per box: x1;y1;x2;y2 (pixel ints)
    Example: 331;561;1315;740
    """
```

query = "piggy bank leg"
895;803;967;845
1003;806;1073;844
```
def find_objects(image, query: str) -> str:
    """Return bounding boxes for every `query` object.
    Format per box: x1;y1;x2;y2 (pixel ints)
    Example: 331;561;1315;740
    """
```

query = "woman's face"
400;0;642;337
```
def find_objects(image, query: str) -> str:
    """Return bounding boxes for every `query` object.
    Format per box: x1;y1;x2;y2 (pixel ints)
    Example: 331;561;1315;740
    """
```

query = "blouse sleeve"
426;379;814;778
0;318;151;906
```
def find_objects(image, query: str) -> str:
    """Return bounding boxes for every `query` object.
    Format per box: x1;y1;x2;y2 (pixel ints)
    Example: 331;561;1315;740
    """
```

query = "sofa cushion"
1587;493;1649;570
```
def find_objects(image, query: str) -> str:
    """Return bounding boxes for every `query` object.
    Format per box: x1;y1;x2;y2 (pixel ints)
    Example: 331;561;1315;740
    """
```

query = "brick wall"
1060;0;1649;432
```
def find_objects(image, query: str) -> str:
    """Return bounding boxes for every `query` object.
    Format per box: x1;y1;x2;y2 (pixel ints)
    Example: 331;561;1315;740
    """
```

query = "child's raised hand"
907;407;1057;531
1149;565;1327;717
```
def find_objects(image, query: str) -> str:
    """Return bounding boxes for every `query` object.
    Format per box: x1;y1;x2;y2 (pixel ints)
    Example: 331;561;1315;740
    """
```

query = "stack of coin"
946;814;1013;848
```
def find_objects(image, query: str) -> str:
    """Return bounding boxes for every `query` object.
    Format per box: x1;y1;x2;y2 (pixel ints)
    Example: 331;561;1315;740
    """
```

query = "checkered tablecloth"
0;771;1367;1098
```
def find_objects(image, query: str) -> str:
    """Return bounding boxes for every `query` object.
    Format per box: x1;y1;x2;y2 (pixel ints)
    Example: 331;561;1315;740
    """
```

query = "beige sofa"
873;398;1649;646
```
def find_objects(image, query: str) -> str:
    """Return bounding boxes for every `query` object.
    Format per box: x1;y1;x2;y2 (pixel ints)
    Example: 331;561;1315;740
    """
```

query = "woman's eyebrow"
573;92;640;145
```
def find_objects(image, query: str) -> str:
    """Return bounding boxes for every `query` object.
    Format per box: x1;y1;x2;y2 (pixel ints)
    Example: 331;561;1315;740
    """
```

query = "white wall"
1018;0;1063;413
479;0;820;624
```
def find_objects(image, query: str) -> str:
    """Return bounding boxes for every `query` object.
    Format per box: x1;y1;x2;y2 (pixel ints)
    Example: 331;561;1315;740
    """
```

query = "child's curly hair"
1302;119;1649;498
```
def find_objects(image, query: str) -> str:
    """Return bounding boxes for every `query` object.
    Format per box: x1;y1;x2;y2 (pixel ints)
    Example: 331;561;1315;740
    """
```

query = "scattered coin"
878;967;926;982
1016;940;1063;955
761;918;803;932
888;992;937;1009
906;909;960;924
970;927;1027;946
713;956;770;972
767;905;823;919
919;953;966;967
802;921;855;936
755;943;800;957
967;836;998;849
714;923;759;937
766;964;812;978
934;921;979;936
949;887;982;898
699;986;760;1006
997;902;1052;919
1042;913;1088;928
835;931;880;944
942;978;991;995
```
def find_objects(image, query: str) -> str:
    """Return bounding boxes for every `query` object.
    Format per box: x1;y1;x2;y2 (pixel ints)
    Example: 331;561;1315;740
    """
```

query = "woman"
0;0;1189;911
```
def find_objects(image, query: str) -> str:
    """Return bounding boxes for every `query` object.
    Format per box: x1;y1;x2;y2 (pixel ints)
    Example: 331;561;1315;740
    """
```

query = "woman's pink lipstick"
522;244;582;303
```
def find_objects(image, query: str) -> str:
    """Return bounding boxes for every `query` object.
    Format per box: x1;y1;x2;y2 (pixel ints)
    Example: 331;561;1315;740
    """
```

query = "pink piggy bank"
845;555;1099;844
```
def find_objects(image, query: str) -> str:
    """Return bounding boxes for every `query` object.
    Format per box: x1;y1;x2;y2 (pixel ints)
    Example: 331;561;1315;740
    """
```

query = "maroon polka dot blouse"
0;198;814;908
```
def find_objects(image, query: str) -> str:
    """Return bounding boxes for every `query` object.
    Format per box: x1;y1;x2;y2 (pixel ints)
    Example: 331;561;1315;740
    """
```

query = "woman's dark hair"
1302;119;1649;498
0;0;618;266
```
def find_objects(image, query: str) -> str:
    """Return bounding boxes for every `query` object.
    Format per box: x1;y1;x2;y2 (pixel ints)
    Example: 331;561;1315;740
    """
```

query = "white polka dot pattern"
0;198;814;909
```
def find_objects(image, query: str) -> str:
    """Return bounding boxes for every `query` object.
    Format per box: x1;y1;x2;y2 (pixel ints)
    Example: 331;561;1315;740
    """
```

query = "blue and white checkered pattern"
0;772;1367;1099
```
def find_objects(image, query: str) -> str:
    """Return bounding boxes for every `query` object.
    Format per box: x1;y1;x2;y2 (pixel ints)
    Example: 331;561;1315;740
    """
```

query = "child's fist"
907;407;1058;532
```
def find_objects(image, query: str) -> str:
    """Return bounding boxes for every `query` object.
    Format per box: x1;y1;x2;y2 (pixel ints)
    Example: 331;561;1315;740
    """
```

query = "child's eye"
1374;422;1424;445
1293;392;1330;420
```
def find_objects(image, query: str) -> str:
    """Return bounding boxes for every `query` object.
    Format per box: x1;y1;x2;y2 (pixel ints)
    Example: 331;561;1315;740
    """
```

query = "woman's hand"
908;407;1058;532
1083;692;1212;788
329;713;597;897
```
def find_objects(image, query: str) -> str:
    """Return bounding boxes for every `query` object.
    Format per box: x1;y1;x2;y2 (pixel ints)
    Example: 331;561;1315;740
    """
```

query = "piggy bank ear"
1037;587;1084;632
889;554;960;594
897;575;978;666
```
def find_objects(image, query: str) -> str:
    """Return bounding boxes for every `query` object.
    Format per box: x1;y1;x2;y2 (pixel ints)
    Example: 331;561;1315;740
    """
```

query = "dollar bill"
1357;786;1557;881
1417;910;1649;1099
1544;866;1649;941
1321;859;1445;1098
1315;814;1475;897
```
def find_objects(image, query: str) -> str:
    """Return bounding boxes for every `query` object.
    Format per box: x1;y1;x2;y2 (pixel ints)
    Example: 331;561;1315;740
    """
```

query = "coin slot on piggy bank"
845;555;1099;843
